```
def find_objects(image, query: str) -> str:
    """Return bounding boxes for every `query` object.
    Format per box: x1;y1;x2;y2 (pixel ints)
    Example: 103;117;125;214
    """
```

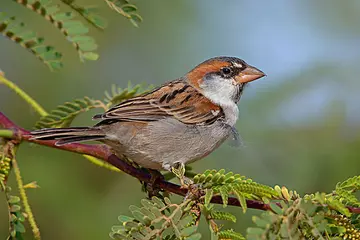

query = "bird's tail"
30;127;106;146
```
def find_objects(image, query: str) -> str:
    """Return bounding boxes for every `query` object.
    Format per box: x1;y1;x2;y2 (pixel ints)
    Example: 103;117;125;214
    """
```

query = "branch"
1;111;359;214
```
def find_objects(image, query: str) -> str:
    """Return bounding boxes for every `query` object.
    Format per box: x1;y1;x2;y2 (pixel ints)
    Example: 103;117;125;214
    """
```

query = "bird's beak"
234;65;266;84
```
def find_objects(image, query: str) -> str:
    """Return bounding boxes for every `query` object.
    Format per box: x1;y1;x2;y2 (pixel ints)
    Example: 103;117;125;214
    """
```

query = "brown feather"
94;80;224;126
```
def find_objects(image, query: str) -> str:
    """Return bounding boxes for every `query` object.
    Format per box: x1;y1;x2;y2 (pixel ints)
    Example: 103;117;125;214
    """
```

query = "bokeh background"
1;0;360;239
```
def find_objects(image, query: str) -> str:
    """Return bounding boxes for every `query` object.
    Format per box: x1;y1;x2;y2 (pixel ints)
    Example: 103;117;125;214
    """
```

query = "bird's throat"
222;102;239;127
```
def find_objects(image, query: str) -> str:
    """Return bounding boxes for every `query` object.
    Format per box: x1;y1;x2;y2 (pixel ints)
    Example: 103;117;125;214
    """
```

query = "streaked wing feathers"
94;80;224;125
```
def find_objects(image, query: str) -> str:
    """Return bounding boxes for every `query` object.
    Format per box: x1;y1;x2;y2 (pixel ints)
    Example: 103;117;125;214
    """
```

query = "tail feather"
54;135;106;146
31;127;89;134
30;127;106;145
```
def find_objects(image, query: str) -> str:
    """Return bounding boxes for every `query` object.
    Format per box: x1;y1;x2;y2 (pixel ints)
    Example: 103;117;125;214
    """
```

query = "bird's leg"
171;162;193;188
170;162;205;202
162;162;203;201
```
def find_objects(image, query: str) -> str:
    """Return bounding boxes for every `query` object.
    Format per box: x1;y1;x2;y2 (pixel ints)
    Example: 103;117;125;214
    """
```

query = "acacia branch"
1;111;359;214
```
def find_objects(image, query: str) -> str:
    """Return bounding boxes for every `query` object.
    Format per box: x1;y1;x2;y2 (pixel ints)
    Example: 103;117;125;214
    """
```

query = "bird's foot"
170;162;204;201
143;169;165;198
171;162;194;188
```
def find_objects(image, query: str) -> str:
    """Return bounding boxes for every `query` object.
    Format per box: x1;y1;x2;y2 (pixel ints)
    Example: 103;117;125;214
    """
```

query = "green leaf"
0;12;63;70
81;52;99;61
204;189;213;206
111;225;125;232
131;210;146;224
212;172;221;183
129;14;142;27
118;215;134;223
139;207;155;221
14;222;26;233
186;233;201;240
176;215;194;229
104;0;142;27
124;221;140;229
10;204;21;212
121;4;137;13
130;231;144;239
218;229;245;240
8;196;20;204
14;0;100;61
111;197;201;240
219;186;229;207
53;12;73;21
180;225;197;237
140;199;154;209
172;209;182;225
34;97;102;129
269;202;282;215
77;42;98;51
247;227;265;236
17;213;25;222
211;211;236;223
149;206;162;218
233;189;247;213
152;196;166;209
60;2;108;30
252;216;269;228
65;23;89;35
164;197;171;205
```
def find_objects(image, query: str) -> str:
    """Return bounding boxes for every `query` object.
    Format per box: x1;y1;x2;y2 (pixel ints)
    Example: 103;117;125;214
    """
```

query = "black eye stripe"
219;66;239;78
204;63;244;79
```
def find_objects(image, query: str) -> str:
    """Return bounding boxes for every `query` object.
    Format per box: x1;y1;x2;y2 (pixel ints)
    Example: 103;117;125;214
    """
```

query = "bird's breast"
103;117;232;170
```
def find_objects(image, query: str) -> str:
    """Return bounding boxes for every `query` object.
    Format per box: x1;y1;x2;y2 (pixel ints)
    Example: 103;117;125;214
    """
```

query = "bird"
30;56;265;184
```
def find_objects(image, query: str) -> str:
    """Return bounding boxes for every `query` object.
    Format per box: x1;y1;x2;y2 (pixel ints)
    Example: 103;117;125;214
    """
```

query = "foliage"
104;82;152;107
247;199;360;239
2;185;26;240
110;197;201;240
1;0;142;69
0;12;62;70
0;145;27;240
0;154;11;183
109;171;360;239
14;0;99;61
303;175;360;218
104;0;143;27
246;177;360;240
202;203;246;240
0;77;149;239
193;169;280;211
334;176;360;207
34;97;105;129
60;0;108;29
34;83;146;129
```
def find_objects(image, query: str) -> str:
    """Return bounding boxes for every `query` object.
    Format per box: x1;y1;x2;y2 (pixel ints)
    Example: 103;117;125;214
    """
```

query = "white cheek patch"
199;75;239;126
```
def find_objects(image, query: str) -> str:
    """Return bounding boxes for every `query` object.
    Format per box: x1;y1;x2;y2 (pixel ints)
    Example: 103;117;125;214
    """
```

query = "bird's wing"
93;80;224;125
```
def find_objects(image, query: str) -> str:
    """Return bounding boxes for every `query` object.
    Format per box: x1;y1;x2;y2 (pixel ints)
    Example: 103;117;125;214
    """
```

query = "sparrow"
30;56;265;182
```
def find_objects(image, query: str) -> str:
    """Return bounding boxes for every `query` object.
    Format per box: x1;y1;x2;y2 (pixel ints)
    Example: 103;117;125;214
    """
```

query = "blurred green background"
1;0;360;239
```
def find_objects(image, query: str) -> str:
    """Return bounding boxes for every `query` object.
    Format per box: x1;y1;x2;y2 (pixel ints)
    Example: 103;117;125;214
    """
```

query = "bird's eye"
221;67;232;76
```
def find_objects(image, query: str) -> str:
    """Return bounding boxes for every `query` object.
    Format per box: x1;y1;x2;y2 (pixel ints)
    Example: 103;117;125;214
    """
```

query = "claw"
168;163;204;201
144;169;164;198
171;162;192;188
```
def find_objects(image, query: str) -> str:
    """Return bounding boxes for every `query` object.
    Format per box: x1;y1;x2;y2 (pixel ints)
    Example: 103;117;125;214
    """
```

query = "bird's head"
186;56;265;106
